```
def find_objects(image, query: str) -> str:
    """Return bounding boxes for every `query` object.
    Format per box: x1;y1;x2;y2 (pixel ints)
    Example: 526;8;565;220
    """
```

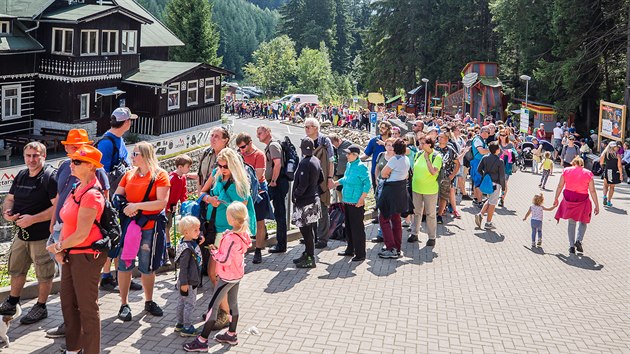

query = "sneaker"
180;325;198;337
183;337;209;352
603;196;608;205
293;252;307;264
407;234;418;243
144;301;163;316
426;239;436;247
99;276;117;292
215;331;239;345
378;249;399;259
0;298;17;316
268;245;286;253
436;215;443;224
295;256;316;268
20;303;48;324
498;199;504;207
371;236;384;243
452;210;461;219
474;214;483;228
484;222;496;230
314;241;327;249
569;247;576;254
252;250;262;264
129;280;143;291
606;201;612;207
175;323;184;332
537;240;542;247
574;240;583;253
118;304;132;321
45;323;65;338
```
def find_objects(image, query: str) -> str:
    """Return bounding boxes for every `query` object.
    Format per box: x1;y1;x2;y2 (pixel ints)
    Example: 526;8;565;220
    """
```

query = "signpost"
520;108;530;134
597;100;627;152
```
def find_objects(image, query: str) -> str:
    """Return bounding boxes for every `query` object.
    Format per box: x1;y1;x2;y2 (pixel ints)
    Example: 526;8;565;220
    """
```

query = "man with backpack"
258;125;290;253
44;129;111;338
96;107;141;292
0;142;57;325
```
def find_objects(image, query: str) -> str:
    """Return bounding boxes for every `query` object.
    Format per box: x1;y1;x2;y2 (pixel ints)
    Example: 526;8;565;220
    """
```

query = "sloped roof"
0;20;44;54
0;0;53;18
113;0;183;48
42;4;152;24
123;60;231;86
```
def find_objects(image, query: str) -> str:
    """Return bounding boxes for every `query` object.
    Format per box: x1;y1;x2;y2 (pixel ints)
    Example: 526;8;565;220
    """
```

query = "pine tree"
164;0;222;66
331;0;355;74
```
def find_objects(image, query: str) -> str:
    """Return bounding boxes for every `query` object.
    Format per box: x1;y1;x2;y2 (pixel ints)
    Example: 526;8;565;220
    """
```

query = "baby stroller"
518;141;535;171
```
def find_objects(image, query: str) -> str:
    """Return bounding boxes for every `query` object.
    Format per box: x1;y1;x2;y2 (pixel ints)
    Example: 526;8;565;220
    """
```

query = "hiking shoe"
436;215;443;224
484;222;496;230
118;304;132;321
99;276;117;292
45;323;66;338
183;337;209;352
293;252;308;264
180;325;198;337
537;240;542;247
252;250;262;264
407;234;418;243
475;214;483;228
20;303;48;324
130;280;143;291
295;256;316;268
175;323;184;332
371;236;384;243
426;239;436;247
314;241;327;249
215;331;238;345
145;301;163;316
0;298;17;316
574;240;583;253
569;247;576;254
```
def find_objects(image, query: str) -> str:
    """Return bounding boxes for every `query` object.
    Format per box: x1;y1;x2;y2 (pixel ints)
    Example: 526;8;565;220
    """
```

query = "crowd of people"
0;103;626;353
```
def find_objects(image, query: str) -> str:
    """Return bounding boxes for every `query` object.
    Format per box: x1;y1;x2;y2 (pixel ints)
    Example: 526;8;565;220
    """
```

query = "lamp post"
519;74;531;109
422;78;429;115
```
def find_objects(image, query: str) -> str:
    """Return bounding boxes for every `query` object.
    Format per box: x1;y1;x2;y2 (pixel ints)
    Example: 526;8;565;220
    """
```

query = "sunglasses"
71;159;86;166
238;144;248;150
217;163;229;169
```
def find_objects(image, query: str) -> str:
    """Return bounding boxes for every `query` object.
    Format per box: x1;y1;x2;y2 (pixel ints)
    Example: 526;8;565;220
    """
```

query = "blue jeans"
531;219;542;243
118;229;155;275
269;177;289;249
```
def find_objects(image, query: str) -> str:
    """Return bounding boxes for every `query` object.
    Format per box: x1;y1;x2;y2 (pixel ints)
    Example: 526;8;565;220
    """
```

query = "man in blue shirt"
361;120;392;192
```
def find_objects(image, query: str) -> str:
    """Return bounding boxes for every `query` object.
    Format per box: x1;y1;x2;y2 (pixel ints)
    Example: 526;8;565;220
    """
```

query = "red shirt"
60;179;104;254
167;171;187;209
241;147;266;183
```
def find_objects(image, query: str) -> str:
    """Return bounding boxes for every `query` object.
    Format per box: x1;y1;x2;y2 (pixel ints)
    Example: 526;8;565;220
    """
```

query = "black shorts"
604;168;621;185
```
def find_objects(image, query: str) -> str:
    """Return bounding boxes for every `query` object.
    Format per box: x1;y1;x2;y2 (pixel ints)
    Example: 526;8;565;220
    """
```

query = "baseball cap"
61;129;93;145
111;107;138;122
67;145;103;168
343;144;362;155
300;137;314;156
568;135;575;140
556;122;561;127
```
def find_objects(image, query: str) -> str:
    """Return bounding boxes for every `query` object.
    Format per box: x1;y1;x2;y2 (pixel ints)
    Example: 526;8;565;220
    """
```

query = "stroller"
518;141;535;171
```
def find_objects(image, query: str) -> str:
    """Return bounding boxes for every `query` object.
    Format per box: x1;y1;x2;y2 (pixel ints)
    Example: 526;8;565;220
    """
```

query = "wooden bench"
40;128;69;152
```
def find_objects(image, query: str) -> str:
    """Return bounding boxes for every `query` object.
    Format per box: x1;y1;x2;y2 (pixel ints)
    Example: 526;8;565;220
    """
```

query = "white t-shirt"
385;155;410;182
553;127;563;140
530;205;543;221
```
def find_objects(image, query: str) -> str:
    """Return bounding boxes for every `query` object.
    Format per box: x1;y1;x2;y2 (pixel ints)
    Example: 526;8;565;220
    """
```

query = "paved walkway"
5;168;630;353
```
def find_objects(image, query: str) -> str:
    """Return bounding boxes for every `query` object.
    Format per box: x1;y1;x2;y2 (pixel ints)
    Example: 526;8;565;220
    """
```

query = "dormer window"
121;30;137;54
0;21;10;35
52;28;73;55
80;30;98;56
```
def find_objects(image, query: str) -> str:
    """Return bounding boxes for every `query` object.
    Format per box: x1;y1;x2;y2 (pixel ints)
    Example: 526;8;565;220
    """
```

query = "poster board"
597;101;626;152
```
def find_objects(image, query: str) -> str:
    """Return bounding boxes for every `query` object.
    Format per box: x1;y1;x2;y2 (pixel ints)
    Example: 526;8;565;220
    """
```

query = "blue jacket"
338;159;371;204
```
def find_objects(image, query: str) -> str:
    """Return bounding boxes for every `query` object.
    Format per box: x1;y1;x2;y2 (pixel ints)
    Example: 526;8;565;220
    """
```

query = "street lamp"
519;74;531;108
421;78;429;115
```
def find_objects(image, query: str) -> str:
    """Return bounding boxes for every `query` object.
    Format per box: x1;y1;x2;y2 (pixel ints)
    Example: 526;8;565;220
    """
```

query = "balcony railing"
38;55;139;77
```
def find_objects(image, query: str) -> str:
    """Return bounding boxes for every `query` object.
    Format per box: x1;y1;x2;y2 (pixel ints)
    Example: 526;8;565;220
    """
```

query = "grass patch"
0;263;37;288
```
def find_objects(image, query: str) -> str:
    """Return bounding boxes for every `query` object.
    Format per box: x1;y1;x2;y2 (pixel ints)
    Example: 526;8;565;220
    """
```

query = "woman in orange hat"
46;144;108;354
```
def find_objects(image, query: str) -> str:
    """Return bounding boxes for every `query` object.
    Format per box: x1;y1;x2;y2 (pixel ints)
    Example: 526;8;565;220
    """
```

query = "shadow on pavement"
406;245;438;266
602;206;627;215
493;208;517;216
474;231;505;243
318;257;359;280
524;245;547;255
554;253;604;270
263;267;310;294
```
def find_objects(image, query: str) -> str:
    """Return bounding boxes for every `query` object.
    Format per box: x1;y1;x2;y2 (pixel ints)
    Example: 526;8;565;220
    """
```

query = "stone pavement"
4;169;630;353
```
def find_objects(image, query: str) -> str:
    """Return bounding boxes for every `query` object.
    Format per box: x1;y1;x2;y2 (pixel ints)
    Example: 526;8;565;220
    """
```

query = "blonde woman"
599;141;623;206
199;148;256;329
114;141;170;322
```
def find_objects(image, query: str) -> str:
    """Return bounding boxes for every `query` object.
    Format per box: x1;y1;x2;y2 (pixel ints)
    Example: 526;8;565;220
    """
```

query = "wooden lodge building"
0;0;230;151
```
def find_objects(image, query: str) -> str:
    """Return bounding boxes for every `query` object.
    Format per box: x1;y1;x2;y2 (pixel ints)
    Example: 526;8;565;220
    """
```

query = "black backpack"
279;136;299;181
95;135;130;195
70;186;121;253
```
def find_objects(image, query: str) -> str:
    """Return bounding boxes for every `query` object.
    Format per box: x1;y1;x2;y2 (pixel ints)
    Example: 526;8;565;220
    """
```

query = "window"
167;83;180;110
101;30;118;55
80;30;98;55
204;78;215;103
52;28;73;55
121;30;137;54
2;85;21;120
187;81;198;106
0;21;10;35
79;94;89;119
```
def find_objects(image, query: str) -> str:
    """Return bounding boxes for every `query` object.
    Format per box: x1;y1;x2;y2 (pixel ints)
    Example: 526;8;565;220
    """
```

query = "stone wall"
0;145;209;242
